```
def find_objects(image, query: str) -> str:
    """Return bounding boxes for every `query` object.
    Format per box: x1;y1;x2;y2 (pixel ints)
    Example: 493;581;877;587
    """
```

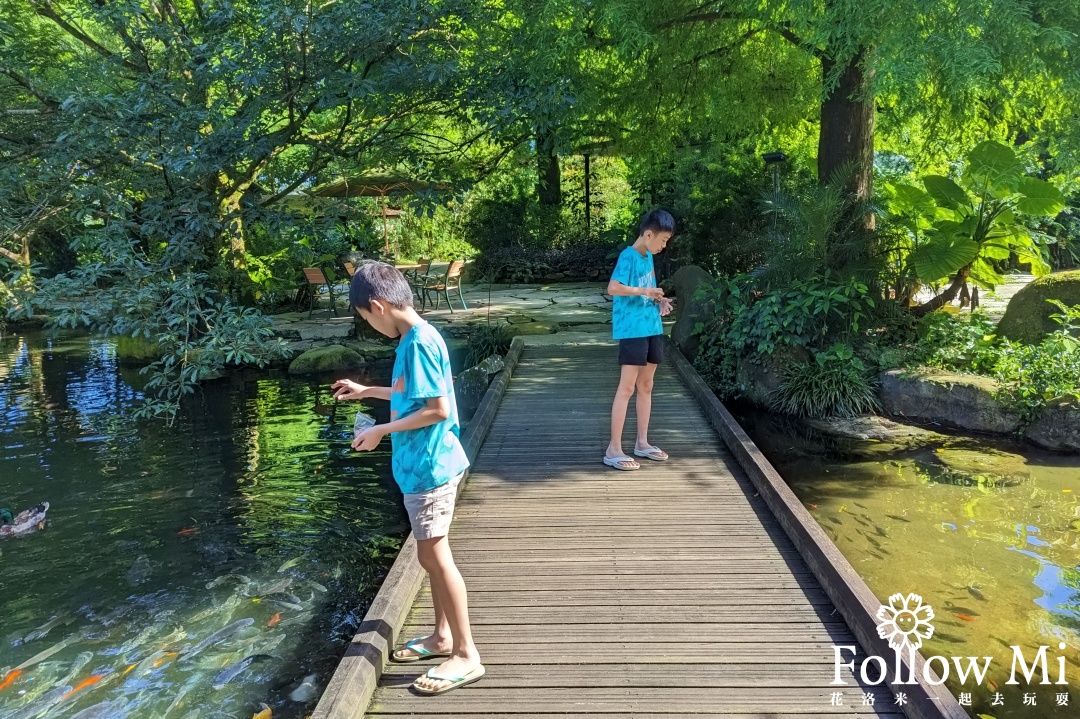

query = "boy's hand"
659;297;674;316
332;379;369;401
642;287;664;301
352;425;386;452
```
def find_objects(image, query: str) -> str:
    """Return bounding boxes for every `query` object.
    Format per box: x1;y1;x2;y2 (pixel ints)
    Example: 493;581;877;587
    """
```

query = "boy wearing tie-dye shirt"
603;210;675;471
332;261;483;696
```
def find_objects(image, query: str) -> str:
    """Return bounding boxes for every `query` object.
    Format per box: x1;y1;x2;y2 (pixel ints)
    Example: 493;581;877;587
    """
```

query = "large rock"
878;368;1021;434
735;347;810;408
928;446;1030;487
114;335;160;365
1025;397;1080;452
997;270;1080;344
454;355;505;421
803;415;943;444
288;344;366;375
666;265;715;361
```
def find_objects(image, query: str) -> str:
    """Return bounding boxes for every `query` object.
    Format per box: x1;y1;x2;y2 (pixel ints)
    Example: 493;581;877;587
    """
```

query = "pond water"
740;410;1080;719
0;330;406;719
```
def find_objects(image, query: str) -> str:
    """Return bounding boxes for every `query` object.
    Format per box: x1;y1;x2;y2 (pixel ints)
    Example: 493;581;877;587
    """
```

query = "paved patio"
270;282;618;357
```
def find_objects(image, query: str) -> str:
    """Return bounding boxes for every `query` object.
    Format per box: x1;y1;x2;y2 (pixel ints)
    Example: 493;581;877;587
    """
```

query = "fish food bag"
353;410;376;439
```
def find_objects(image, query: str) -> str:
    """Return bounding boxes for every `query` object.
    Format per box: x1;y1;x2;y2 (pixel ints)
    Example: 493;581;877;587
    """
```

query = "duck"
0;502;50;538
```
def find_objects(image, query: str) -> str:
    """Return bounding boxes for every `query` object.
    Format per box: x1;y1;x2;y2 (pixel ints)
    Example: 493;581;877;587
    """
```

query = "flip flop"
634;446;669;461
412;664;485;695
391;638;453;663
603;455;640;471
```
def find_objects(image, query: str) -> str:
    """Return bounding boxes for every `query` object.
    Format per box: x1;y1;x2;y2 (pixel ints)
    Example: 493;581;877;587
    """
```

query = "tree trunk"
219;192;247;272
912;267;969;317
818;48;875;203
536;132;562;207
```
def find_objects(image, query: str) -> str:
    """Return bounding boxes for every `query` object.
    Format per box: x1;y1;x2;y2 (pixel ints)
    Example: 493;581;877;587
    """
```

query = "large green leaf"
1015;246;1052;277
965;140;1024;194
888;183;935;217
1016;177;1065;216
923;175;970;212
909;234;980;283
969;257;1005;289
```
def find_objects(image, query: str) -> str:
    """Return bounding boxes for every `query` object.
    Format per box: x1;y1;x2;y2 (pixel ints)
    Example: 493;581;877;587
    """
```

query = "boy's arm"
332;380;391;402
353;397;448;450
607;279;664;299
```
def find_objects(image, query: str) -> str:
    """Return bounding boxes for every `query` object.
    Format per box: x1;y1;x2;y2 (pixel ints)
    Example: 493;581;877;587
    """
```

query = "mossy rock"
996;270;1080;345
932;447;1030;481
288;344;366;374
115;335;160;365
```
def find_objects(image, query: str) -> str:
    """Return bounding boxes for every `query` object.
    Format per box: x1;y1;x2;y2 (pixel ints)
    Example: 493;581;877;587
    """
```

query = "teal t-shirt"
389;322;470;494
610;246;663;340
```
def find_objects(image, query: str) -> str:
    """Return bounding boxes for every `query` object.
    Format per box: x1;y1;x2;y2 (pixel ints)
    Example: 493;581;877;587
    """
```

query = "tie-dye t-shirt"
389;322;470;494
610;246;663;340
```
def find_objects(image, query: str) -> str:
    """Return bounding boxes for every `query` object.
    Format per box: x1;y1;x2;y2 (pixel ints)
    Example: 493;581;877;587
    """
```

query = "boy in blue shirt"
332;260;483;695
604;210;675;470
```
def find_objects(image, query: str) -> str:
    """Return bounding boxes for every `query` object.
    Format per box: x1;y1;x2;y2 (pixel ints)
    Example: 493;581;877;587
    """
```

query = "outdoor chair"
421;259;468;312
343;261;357;278
303;267;340;319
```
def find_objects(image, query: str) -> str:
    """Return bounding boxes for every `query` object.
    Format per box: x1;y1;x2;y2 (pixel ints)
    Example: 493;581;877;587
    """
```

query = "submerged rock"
996;269;1080;345
287;344;366;375
932;447;1029;482
878;368;1021;434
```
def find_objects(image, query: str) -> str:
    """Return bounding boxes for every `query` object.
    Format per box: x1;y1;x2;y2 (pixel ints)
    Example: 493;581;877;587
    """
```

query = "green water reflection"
0;331;406;718
741;410;1080;718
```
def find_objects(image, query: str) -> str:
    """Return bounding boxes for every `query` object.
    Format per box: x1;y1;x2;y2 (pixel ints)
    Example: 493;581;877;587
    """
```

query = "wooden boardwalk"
366;344;903;717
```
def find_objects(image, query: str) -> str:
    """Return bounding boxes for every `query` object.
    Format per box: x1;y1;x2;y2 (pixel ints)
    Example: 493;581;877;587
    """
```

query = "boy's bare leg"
414;536;481;690
634;362;658;451
399;566;452;656
607;364;641;460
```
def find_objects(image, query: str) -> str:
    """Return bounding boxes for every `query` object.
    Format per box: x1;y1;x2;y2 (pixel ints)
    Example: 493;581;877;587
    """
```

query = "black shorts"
618;335;665;366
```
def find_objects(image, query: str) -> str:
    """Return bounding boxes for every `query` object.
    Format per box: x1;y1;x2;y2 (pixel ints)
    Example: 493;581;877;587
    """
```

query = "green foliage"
464;322;513;367
883;141;1066;301
709;273;878;357
898;305;1080;427
769;345;881;419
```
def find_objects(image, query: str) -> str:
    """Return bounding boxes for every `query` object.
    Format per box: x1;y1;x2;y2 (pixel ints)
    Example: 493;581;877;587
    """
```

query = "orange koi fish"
63;674;103;699
0;669;21;691
955;613;975;622
267;613;282;628
252;703;272;719
178;527;198;536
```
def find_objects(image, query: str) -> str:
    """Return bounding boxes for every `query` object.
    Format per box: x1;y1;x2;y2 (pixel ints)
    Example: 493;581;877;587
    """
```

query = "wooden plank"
406;605;842;624
415;587;837;607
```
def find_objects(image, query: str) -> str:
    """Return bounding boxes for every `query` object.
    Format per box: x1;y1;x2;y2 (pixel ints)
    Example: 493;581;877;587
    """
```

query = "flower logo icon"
876;593;935;651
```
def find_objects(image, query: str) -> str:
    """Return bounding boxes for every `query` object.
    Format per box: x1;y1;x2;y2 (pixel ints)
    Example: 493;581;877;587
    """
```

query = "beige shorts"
403;473;464;540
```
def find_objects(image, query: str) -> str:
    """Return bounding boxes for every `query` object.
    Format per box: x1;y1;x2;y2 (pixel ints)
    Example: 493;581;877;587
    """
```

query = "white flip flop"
603;455;640;471
634;446;669;461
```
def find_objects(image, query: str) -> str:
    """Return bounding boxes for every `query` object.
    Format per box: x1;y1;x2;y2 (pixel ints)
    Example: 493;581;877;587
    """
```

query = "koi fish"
63;674;103;699
212;654;273;689
955;613;975;622
180;618;255;662
267;613;281;628
252;703;272;719
0;669;22;691
178;527;199;536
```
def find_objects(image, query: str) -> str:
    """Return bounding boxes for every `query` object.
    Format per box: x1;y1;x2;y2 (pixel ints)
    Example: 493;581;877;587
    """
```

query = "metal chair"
421;260;468;312
303;267;339;319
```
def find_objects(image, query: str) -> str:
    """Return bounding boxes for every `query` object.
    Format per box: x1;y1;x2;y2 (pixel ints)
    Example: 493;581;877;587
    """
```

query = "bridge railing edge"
310;336;526;719
666;338;967;719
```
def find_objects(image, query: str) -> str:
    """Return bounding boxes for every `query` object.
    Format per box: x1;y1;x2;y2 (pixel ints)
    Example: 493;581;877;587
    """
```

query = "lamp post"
762;150;787;233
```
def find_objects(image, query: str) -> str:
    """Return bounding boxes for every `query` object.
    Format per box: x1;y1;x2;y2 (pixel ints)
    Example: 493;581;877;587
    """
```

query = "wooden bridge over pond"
313;341;966;719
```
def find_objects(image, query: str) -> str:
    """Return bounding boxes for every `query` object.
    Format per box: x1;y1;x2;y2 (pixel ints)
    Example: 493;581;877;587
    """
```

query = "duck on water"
0;502;49;538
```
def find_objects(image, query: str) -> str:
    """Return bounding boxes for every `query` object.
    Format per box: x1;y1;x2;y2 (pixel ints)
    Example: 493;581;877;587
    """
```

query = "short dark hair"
349;260;414;311
639;209;675;236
